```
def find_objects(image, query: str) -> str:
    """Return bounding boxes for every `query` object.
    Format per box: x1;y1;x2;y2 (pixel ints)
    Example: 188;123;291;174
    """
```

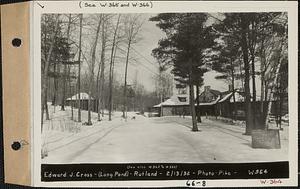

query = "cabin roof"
66;92;93;100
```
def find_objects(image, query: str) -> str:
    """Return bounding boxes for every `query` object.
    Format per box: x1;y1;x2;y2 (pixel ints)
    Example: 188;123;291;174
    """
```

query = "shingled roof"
66;93;94;100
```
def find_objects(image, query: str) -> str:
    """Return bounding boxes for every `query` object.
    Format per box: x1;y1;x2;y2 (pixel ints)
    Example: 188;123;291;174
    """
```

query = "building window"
178;89;187;95
178;97;187;102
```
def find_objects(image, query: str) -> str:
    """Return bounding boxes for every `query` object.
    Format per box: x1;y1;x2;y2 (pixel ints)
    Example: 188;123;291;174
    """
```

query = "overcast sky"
66;13;247;94
114;13;229;93
115;13;235;93
114;14;164;92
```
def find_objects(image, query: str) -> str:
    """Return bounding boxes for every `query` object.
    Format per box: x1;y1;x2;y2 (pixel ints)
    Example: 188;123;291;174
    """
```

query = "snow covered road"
42;110;288;164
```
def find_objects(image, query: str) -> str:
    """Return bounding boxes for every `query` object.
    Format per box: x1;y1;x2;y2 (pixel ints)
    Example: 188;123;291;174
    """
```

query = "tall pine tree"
151;13;216;131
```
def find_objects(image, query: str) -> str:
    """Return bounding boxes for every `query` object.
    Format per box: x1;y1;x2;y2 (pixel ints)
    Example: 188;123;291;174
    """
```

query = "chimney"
204;86;211;92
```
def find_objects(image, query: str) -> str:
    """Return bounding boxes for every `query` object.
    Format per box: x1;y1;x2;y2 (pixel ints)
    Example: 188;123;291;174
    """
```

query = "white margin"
31;1;298;187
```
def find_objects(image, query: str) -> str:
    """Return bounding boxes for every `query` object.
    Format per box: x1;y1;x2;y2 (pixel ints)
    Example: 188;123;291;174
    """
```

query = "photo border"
32;1;298;187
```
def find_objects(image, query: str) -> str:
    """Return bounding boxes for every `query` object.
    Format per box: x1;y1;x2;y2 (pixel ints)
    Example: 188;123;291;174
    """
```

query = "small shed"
66;92;98;112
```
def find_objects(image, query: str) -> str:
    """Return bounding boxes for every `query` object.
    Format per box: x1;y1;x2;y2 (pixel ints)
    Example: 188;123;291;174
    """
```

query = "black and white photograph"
32;1;298;187
41;11;289;163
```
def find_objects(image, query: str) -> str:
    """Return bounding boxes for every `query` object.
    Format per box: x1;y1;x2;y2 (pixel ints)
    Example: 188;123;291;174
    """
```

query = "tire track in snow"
63;123;126;163
48;123;122;153
165;117;249;142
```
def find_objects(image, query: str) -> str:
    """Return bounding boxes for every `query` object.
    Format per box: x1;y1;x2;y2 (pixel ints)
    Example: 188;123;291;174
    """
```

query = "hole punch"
11;141;21;151
12;38;22;47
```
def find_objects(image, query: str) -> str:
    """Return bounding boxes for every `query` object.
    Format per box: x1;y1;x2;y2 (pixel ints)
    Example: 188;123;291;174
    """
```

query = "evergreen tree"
151;13;216;131
211;36;240;120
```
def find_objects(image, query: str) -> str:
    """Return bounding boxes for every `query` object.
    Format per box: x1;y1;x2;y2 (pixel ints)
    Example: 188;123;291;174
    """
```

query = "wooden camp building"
153;84;287;121
66;92;98;112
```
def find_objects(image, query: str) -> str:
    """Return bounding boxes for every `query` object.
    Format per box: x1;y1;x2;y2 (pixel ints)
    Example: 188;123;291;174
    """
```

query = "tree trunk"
264;63;281;129
260;72;265;118
249;20;257;128
41;104;44;126
96;17;106;121
44;87;50;120
41;88;50;130
189;84;198;131
77;14;83;122
259;39;266;127
45;77;51;120
240;15;253;135
264;43;284;129
196;84;201;123
52;63;57;106
41;14;60;131
158;67;164;117
111;42;118;112
189;62;198;131
87;16;102;125
230;59;237;121
123;39;132;118
98;20;107;119
108;15;121;121
232;79;237;121
68;65;73;120
42;100;49;125
238;57;245;92
160;92;163;117
96;60;101;121
250;49;257;128
87;74;94;125
61;14;72;111
278;84;283;129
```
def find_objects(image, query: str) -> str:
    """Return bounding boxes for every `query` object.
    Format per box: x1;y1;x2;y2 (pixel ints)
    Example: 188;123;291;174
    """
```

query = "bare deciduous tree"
87;15;102;125
122;14;143;118
108;14;121;121
61;14;72;111
77;14;83;122
41;14;60;130
96;15;108;121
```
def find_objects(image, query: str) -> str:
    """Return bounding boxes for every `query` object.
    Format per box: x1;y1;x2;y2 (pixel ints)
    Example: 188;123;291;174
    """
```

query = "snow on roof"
153;94;189;107
217;91;245;103
219;90;270;103
219;92;233;103
153;89;270;108
153;104;161;108
153;94;221;108
66;93;93;100
153;99;175;107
